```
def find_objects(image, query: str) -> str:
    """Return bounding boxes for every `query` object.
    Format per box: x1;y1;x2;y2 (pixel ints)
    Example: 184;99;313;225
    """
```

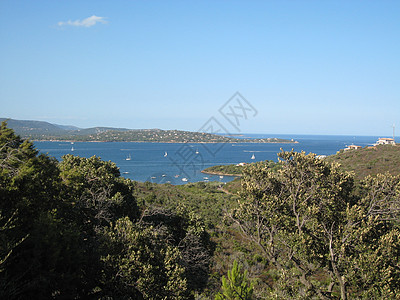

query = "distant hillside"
0;118;67;136
325;144;400;180
1;118;297;144
53;124;81;131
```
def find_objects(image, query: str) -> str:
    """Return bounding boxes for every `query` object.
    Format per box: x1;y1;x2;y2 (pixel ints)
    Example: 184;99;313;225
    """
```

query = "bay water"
34;134;382;185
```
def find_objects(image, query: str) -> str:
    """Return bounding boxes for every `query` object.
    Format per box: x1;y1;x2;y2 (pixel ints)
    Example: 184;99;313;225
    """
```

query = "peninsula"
202;160;281;177
1;118;298;144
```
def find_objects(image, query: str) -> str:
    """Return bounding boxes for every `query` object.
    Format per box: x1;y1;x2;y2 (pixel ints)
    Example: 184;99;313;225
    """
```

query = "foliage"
230;150;400;299
59;154;139;225
215;260;254;300
2;121;399;299
0;122;214;299
0;121;74;298
344;173;400;299
101;217;189;299
134;180;239;230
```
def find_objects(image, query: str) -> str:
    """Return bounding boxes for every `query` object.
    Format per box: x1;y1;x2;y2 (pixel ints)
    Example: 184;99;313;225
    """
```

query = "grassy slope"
325;144;400;180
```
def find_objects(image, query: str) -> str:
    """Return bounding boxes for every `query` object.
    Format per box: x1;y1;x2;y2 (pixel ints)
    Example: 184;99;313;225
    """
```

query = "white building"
344;145;362;151
375;138;395;145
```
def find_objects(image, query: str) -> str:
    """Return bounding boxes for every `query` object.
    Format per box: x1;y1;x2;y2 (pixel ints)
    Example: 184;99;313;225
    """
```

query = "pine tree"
215;260;253;300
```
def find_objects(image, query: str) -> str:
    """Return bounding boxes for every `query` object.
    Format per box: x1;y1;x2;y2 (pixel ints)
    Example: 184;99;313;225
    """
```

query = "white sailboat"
251;153;255;160
164;151;168;157
126;154;132;161
71;146;74;152
181;178;188;182
195;149;199;154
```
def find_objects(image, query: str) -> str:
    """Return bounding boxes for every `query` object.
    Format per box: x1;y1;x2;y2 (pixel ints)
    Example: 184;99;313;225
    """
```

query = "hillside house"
375;138;395;145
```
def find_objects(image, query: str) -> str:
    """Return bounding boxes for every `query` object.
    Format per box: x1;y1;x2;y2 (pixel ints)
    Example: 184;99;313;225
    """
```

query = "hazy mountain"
0;118;67;136
0;118;132;138
53;124;81;131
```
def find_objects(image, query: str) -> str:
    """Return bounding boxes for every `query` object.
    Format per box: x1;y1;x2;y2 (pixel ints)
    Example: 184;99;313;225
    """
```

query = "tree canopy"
0;122;212;299
231;150;400;299
1;122;399;299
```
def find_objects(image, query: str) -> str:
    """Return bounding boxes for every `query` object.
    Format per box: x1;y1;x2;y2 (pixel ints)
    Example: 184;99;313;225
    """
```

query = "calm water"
34;134;382;185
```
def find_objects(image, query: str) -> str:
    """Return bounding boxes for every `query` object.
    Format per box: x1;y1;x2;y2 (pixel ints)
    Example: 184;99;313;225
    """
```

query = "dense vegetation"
0;122;213;299
232;151;400;299
1;122;399;299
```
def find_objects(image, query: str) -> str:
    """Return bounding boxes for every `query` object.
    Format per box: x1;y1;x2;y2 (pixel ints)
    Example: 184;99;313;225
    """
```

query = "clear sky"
1;0;399;136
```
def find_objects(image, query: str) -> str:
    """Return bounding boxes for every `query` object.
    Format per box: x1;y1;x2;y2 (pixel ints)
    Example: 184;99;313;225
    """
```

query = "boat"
174;174;180;178
195;149;199;154
219;175;224;179
126;154;132;161
164;151;168;157
162;174;166;177
181;178;188;182
203;177;209;180
122;171;129;174
71;146;74;152
251;153;255;160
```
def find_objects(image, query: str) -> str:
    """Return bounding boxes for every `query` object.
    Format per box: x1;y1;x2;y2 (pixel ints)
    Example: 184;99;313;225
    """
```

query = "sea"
34;134;384;185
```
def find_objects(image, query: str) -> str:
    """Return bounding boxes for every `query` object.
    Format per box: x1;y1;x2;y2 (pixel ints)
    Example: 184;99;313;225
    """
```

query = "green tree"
344;173;400;299
215;260;254;300
0;123;218;298
0;121;84;298
139;205;213;292
230;150;400;299
101;217;190;299
231;150;353;298
59;154;139;225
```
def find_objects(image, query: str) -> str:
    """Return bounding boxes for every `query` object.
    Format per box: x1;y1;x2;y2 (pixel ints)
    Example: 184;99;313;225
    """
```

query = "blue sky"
1;0;399;135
